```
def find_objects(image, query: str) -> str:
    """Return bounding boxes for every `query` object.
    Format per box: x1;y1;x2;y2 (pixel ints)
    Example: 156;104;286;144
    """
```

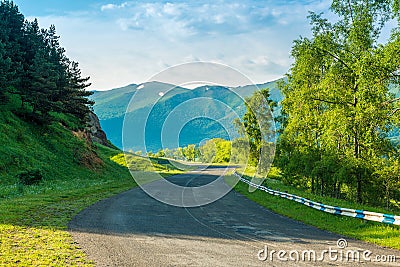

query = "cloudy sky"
13;0;332;90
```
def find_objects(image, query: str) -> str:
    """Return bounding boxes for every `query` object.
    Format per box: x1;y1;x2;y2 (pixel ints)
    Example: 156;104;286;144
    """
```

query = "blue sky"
13;0;332;90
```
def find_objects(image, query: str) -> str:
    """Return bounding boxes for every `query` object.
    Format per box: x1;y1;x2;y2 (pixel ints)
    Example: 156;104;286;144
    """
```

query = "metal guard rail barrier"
234;172;400;226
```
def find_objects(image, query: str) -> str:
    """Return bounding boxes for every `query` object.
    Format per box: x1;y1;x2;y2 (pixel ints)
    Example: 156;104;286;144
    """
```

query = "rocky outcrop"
86;111;112;148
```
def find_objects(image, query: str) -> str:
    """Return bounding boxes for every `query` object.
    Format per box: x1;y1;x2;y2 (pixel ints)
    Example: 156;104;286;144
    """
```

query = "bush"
17;169;43;186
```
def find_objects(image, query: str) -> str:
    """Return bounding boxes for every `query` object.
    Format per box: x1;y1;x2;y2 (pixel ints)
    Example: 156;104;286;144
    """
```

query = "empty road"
69;165;399;266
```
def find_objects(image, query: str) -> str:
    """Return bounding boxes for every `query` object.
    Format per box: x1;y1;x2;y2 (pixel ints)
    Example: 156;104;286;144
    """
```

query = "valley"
90;80;283;151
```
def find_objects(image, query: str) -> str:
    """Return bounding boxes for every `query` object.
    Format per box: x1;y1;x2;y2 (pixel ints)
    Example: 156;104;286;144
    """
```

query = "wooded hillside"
0;0;92;124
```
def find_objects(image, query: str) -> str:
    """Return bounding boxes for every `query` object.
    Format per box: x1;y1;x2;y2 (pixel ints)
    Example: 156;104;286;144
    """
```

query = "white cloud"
100;2;129;12
163;3;182;16
100;4;117;11
33;1;337;90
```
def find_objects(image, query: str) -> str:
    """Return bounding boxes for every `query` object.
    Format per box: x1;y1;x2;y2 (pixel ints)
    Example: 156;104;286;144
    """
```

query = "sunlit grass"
0;224;91;266
233;173;400;250
0;129;197;266
110;152;196;177
0;110;157;267
0;143;137;265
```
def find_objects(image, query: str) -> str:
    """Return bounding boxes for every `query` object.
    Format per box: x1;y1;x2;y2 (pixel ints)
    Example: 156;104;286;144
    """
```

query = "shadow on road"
68;166;339;244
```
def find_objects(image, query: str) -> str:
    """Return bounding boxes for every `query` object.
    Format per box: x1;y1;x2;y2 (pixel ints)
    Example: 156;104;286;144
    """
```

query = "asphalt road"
69;165;399;266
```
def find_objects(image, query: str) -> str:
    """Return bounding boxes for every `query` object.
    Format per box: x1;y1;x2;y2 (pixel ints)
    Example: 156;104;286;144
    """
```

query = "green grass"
2;103;398;265
233;174;400;250
110;153;193;175
0;144;136;265
0;110;183;266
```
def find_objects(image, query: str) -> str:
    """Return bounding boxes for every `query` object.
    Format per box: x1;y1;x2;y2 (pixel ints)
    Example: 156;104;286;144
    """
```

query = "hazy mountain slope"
92;79;284;151
90;84;138;119
90;82;190;120
232;79;284;103
124;85;245;151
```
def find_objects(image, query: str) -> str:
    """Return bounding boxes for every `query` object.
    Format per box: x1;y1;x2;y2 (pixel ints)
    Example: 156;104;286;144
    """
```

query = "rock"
86;111;112;148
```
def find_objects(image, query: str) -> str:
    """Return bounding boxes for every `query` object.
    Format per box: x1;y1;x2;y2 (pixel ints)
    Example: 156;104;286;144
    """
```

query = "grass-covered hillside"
0;107;135;265
0;2;190;264
0;105;191;265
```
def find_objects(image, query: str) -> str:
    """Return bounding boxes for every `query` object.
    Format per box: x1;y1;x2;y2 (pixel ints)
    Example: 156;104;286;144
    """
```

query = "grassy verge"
0;144;136;266
233;174;400;250
0;110;187;266
0;144;189;266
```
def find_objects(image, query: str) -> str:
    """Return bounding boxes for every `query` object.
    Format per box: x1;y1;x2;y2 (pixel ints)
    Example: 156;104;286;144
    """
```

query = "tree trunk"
337;182;341;199
354;135;362;203
321;178;324;196
354;95;362;203
356;172;362;203
311;176;315;194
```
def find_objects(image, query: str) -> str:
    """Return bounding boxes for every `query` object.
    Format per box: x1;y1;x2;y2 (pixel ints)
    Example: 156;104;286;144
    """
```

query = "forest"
0;0;93;125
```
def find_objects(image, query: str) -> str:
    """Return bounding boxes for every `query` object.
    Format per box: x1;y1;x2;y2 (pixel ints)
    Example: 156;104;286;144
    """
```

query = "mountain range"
90;79;284;152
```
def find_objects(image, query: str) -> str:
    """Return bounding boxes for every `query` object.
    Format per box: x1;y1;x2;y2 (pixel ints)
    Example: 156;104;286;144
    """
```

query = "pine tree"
0;0;24;98
62;61;93;122
26;48;58;116
0;41;11;103
0;1;94;125
21;19;56;116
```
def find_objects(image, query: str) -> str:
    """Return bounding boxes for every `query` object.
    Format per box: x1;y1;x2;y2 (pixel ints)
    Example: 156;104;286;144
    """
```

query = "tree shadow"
68;166;340;245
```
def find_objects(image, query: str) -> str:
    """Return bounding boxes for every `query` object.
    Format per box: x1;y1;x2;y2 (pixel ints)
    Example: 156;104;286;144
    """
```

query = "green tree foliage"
373;156;400;208
199;140;217;162
157;146;199;161
0;42;11;102
173;147;184;160
0;1;92;124
0;0;23;101
234;88;276;173
230;138;250;164
183;144;197;162
61;61;93;121
278;0;400;204
155;149;166;158
199;138;231;163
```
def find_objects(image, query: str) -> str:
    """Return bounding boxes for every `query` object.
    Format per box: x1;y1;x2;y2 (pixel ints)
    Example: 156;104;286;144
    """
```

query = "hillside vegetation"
0;106;138;265
0;103;192;265
0;1;135;265
91;82;190;120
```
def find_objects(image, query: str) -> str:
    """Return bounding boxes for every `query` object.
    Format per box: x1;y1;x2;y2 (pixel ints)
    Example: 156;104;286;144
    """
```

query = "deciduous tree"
279;0;400;203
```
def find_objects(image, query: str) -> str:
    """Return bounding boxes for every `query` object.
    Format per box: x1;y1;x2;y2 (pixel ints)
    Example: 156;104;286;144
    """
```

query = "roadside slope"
0;110;137;266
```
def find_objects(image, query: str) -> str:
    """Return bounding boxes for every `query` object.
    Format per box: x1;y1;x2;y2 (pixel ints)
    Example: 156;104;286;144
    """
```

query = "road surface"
69;165;399;266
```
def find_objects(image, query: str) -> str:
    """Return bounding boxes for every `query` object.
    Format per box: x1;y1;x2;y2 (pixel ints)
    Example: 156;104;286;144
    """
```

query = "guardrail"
233;172;400;226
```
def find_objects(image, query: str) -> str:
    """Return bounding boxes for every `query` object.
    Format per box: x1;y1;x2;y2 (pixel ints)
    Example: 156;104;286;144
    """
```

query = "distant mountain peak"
90;78;284;150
